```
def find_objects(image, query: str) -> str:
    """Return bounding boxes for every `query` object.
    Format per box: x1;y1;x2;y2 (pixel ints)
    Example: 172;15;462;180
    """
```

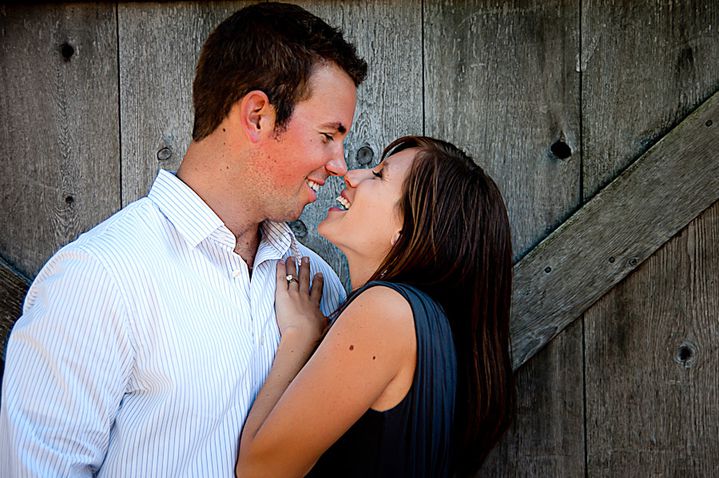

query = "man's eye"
322;133;334;142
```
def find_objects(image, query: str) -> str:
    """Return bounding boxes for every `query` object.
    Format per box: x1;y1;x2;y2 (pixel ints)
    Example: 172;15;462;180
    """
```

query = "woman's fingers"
276;260;286;291
280;256;323;305
310;272;323;305
285;256;299;289
299;257;311;294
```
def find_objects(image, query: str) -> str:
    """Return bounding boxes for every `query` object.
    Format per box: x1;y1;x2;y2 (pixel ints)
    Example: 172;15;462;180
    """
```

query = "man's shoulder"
55;197;168;268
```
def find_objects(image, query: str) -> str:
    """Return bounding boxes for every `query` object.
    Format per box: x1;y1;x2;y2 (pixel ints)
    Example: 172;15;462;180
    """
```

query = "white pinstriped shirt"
0;169;346;477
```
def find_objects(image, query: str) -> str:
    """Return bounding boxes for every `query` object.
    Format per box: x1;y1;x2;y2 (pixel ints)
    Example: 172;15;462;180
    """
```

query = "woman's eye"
372;170;382;178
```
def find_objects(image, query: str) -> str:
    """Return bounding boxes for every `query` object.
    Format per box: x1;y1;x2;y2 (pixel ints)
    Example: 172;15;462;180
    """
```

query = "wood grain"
512;90;719;369
585;202;719;475
582;0;719;474
423;1;585;475
0;4;121;278
581;0;719;198
118;1;247;205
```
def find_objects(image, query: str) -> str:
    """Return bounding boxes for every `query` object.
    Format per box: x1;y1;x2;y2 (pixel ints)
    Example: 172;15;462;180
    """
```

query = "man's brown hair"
192;2;367;141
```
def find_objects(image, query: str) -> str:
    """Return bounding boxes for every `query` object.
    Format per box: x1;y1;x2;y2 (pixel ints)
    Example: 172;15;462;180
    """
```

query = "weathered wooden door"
1;1;718;475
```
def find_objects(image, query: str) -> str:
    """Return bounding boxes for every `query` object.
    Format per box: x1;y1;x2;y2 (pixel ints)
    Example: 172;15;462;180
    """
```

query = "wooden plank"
581;0;719;199
482;320;585;476
118;2;246;206
0;4;121;279
512;90;719;369
582;0;719;474
118;1;423;287
423;1;585;475
585;202;719;475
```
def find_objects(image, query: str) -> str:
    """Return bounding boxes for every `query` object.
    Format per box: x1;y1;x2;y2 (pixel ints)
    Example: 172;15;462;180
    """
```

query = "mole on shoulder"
349;345;354;351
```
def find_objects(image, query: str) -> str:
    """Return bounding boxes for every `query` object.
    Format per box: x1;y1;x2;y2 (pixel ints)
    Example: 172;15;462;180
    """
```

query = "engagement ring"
286;274;299;284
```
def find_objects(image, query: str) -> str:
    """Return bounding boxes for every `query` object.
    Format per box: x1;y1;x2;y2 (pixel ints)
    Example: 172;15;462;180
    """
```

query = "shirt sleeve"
0;246;134;477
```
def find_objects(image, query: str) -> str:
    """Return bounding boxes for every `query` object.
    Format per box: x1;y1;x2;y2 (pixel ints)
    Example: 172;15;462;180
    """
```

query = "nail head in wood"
156;147;172;162
356;145;374;165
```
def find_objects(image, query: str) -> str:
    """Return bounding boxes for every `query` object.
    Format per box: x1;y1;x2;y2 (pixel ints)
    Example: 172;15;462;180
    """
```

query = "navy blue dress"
306;281;457;478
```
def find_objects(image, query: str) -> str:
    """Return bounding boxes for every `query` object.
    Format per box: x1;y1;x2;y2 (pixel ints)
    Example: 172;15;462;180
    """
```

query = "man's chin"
268;205;307;224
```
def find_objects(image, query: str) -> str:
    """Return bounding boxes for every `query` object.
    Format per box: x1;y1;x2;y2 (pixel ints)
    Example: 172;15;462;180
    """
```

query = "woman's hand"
275;256;327;344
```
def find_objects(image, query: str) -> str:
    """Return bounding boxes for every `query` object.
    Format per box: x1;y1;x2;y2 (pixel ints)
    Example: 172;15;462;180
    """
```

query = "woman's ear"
235;90;275;143
391;230;402;246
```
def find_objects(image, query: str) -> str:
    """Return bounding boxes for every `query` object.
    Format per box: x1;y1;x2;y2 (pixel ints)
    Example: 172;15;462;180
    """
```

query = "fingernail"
316;272;323;278
303;256;309;263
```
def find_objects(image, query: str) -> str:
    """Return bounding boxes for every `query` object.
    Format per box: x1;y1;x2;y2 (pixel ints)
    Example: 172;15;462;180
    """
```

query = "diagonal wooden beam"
510;89;719;369
1;92;718;372
0;255;30;358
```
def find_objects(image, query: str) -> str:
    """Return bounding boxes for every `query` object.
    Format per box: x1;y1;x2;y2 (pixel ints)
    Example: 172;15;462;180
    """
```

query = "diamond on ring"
286;274;298;284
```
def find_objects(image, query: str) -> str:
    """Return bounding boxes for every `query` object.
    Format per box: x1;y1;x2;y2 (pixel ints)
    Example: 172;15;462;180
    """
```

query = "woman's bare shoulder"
334;284;416;347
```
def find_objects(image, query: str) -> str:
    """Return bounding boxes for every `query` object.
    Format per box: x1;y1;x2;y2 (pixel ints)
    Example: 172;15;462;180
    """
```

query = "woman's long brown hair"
368;136;515;475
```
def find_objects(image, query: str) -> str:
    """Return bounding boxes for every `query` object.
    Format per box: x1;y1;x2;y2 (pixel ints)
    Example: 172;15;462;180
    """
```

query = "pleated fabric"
307;281;457;478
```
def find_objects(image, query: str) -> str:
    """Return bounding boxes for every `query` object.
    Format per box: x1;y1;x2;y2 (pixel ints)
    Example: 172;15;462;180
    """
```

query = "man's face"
249;63;357;222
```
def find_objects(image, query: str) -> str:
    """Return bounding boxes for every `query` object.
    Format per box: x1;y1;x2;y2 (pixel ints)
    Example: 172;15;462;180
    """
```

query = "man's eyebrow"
321;122;346;134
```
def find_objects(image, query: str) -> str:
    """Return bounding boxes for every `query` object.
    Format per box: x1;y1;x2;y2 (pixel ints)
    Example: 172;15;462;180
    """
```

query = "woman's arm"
236;258;416;478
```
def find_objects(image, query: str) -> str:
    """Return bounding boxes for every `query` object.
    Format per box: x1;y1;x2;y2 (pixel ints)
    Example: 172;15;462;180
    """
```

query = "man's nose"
326;144;348;177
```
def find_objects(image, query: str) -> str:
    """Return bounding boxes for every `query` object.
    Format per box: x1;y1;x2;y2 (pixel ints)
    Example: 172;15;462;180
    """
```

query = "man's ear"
235;90;275;143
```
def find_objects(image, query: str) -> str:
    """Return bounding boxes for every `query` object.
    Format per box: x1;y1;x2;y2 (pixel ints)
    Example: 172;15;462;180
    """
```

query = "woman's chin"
317;219;335;242
318;222;345;252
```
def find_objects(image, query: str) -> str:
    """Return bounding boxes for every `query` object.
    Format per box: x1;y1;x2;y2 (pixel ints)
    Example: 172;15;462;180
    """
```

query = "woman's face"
318;148;417;262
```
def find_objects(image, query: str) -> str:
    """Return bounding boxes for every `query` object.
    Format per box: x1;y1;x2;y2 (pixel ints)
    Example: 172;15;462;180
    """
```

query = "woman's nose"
344;168;370;188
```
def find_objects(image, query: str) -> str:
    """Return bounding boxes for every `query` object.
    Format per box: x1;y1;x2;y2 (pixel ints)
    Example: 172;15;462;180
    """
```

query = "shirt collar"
148;170;302;259
148;169;225;249
257;221;302;264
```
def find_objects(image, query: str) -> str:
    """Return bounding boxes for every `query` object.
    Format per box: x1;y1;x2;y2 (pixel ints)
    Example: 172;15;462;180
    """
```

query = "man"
0;3;367;476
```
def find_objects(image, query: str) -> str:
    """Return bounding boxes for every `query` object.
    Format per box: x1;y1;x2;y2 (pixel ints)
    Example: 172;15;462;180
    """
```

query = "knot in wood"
60;42;75;61
674;340;698;369
550;140;572;160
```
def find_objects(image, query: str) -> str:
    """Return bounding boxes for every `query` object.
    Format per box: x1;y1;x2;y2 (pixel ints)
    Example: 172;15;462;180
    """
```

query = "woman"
236;136;515;477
